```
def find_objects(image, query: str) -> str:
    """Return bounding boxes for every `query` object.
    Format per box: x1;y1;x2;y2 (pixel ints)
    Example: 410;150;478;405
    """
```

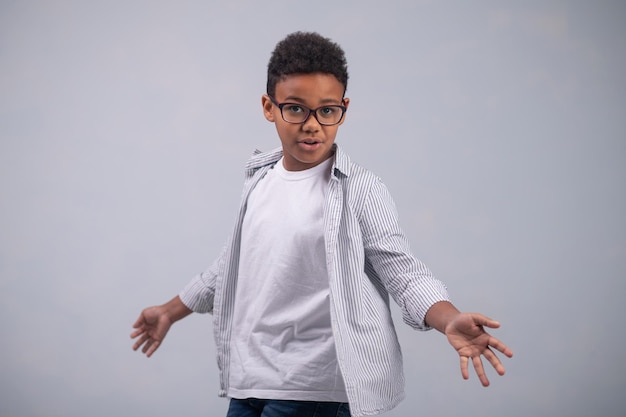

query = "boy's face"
262;73;349;171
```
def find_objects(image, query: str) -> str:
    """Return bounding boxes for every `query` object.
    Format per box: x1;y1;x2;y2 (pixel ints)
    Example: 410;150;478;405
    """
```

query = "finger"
133;334;149;351
142;338;154;354
484;351;506;376
489;337;514;358
483;348;506;376
130;327;144;339
460;356;470;380
472;355;490;387
145;340;160;358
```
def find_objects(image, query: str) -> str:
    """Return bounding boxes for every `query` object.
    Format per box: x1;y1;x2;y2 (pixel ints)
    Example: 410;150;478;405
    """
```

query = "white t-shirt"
228;156;348;402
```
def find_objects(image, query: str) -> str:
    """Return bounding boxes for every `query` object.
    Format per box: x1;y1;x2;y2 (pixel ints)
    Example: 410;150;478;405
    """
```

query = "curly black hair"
266;31;349;97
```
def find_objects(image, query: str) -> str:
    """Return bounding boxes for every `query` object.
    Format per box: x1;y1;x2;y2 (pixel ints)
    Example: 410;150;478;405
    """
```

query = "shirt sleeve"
178;244;226;314
360;178;450;330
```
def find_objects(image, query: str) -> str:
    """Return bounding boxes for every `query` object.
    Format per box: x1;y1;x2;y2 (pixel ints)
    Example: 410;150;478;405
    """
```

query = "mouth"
300;138;321;146
297;139;322;152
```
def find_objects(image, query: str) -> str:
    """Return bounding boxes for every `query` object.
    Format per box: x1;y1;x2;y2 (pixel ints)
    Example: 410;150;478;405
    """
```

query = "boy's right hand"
131;305;172;357
131;295;192;357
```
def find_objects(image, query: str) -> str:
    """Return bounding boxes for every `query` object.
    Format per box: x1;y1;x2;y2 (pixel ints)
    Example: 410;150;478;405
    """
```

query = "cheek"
275;121;298;138
323;126;340;140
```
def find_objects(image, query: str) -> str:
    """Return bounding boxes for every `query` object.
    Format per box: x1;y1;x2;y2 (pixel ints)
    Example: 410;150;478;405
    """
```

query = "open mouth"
300;138;321;146
299;140;321;151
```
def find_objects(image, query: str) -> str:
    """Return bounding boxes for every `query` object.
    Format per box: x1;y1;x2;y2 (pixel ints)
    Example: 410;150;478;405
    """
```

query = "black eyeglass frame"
268;96;347;126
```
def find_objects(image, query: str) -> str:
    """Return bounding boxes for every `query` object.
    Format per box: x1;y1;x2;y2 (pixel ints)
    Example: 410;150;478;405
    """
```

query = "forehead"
275;73;345;102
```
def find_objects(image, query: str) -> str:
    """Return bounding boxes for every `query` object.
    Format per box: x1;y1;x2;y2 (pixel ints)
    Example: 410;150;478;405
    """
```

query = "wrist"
163;296;193;323
425;301;460;333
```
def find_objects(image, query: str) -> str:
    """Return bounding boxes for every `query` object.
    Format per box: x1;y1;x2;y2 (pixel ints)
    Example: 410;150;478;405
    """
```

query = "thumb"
471;313;500;329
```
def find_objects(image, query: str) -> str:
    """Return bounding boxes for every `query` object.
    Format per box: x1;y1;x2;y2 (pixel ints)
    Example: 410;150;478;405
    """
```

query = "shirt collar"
244;144;352;179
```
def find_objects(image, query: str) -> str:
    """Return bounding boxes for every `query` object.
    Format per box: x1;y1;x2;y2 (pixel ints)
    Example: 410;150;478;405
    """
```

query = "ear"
261;95;275;122
338;97;350;126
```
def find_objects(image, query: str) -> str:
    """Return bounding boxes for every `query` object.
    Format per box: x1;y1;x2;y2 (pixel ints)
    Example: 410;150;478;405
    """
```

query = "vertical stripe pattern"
179;145;450;417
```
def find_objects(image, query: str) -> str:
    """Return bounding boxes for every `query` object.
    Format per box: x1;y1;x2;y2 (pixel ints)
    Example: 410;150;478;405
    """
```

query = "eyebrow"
283;96;343;105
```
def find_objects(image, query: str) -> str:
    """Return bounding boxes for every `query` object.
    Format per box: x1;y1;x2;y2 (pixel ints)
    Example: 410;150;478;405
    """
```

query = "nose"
302;111;321;132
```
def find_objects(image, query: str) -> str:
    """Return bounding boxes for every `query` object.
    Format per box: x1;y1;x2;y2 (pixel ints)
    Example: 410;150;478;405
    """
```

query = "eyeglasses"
269;96;347;126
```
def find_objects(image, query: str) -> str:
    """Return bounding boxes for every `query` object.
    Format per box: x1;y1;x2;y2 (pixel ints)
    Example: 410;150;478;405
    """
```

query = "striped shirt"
179;144;450;417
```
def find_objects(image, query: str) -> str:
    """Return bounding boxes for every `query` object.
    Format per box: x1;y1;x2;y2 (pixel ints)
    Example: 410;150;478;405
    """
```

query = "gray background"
1;1;624;416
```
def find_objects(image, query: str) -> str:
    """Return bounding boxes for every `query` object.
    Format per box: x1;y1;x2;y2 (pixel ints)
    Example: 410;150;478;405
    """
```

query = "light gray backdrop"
1;1;624;416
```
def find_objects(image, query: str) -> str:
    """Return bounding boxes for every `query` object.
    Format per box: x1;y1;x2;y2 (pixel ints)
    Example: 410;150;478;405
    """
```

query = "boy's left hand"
444;312;514;387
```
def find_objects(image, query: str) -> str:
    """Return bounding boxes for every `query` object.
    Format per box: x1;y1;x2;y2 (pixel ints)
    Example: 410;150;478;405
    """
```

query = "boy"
131;32;513;417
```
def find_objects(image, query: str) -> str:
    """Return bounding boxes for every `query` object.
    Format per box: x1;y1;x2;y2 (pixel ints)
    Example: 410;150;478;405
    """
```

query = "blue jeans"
226;398;351;417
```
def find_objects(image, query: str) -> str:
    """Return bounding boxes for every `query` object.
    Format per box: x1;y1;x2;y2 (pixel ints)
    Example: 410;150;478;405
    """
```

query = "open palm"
445;312;513;386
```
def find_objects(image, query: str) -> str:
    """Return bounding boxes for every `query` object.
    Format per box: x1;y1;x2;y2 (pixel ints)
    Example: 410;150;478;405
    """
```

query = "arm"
131;295;192;357
359;179;513;385
425;301;514;386
131;220;231;357
360;178;450;329
131;244;226;356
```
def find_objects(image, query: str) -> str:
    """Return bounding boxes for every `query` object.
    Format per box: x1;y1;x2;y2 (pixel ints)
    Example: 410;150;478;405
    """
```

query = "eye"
318;106;338;118
285;104;305;114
